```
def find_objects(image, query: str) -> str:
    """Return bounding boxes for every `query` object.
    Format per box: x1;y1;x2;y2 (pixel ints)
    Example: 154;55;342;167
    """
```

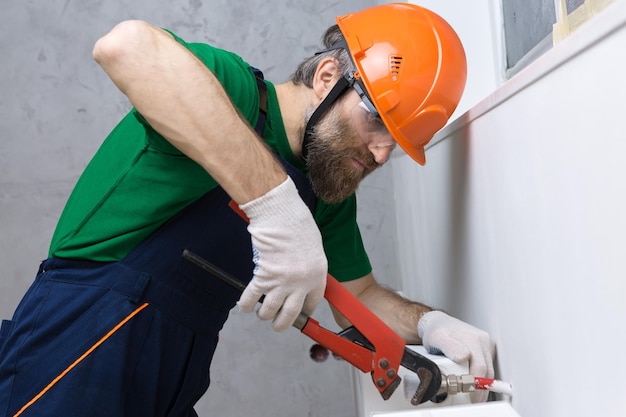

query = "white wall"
393;1;626;416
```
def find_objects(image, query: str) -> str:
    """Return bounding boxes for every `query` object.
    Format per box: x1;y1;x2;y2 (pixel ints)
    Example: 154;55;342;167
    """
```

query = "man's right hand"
237;177;327;331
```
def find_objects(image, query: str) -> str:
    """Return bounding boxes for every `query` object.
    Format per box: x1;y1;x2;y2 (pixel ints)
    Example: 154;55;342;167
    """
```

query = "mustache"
349;149;380;173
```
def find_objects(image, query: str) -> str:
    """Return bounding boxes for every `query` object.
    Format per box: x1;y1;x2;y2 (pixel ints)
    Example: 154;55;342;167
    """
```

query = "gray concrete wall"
0;1;397;416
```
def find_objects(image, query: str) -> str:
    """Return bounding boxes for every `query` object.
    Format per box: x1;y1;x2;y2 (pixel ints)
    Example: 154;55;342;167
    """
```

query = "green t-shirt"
49;31;372;282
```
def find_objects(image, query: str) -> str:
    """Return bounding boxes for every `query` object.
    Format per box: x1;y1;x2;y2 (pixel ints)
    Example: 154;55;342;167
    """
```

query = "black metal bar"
182;249;265;303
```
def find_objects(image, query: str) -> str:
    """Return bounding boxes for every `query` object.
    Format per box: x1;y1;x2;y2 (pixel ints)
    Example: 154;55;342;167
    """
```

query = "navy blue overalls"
0;72;317;417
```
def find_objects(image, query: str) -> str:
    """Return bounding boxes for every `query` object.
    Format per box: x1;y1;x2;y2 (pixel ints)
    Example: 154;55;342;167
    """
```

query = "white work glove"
237;177;327;332
418;310;496;403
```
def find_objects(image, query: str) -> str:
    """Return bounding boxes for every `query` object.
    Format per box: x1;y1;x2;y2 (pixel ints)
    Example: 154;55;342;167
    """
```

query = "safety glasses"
351;81;396;150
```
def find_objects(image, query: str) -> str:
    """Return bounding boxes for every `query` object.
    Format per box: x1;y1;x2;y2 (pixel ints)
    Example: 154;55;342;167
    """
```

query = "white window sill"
424;0;626;150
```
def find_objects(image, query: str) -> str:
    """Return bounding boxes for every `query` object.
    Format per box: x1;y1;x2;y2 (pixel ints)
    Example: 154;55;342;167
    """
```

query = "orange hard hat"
336;3;467;165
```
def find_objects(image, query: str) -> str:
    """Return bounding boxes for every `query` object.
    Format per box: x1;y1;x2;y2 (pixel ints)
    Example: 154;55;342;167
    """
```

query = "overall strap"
250;66;268;137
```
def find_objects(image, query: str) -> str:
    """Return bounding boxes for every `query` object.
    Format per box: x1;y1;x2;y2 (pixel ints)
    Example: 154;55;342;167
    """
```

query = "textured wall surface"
0;1;395;416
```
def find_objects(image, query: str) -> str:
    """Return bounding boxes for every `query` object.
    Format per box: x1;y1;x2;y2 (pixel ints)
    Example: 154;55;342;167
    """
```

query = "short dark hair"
290;24;352;87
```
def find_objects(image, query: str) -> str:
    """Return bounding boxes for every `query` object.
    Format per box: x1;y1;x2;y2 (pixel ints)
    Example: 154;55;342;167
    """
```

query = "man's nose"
368;144;393;164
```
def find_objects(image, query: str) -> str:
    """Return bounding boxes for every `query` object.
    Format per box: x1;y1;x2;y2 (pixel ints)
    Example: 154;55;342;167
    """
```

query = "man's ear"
312;57;341;102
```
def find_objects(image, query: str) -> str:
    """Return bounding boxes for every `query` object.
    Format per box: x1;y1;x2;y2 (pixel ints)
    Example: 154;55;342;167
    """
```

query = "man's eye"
368;116;387;133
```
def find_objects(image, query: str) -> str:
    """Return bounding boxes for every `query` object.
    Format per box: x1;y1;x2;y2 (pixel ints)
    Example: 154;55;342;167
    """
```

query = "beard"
304;105;380;204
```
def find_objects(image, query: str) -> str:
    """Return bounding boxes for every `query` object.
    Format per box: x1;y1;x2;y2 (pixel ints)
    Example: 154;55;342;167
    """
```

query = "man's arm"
92;20;284;204
333;273;429;344
336;273;495;402
92;20;327;331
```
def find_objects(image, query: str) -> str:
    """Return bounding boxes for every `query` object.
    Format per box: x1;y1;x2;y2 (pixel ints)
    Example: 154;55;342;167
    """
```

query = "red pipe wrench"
182;248;442;404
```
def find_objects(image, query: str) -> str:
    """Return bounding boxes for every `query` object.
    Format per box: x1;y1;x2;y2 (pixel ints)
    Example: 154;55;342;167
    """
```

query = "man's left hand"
417;310;495;403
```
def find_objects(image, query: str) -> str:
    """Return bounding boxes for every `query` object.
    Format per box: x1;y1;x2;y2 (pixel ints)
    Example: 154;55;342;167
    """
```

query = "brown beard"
305;106;380;204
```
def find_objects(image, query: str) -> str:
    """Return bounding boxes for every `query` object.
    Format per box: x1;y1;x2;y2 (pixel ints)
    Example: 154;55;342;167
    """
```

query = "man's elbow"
92;20;150;67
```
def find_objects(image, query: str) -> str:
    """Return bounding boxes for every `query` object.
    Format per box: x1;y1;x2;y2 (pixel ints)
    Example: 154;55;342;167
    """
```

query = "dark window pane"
502;0;556;69
566;0;586;13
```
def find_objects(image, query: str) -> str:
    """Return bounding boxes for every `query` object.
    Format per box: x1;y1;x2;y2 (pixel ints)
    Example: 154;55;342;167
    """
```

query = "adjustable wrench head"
401;348;442;404
409;368;436;405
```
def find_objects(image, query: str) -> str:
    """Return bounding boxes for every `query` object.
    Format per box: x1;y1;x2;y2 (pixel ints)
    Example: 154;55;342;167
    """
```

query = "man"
0;4;495;416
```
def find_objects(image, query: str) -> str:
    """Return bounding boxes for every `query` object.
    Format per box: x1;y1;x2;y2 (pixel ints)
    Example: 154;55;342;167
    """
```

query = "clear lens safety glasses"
351;100;396;151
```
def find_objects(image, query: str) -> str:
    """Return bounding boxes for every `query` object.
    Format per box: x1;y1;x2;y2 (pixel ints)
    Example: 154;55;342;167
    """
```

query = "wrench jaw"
401;348;442;405
409;368;435;405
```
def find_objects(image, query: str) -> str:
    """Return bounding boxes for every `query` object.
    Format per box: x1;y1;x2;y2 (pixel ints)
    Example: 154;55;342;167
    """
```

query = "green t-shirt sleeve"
133;29;261;155
315;195;372;282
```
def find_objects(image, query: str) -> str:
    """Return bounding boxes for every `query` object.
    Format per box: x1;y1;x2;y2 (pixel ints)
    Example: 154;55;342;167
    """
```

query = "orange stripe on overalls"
13;302;150;417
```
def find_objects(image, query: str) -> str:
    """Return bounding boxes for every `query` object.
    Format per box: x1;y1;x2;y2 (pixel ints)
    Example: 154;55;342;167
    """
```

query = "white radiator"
353;345;520;417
